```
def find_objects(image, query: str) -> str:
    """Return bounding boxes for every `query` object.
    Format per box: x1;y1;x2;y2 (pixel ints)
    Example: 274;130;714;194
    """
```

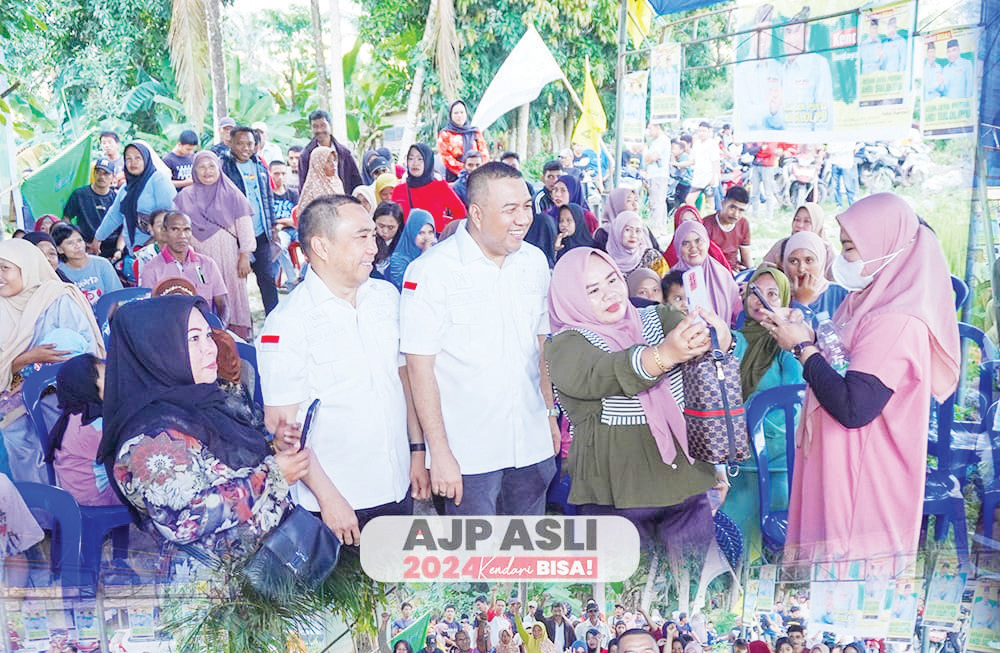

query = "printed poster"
22;602;49;641
743;578;760;618
128;606;155;637
921;26;981;138
968;580;1000;653
733;0;913;143
74;607;98;640
857;572;893;637
886;578;920;643
621;70;649;147
649;44;681;123
923;555;967;628
858;1;914;107
756;564;777;611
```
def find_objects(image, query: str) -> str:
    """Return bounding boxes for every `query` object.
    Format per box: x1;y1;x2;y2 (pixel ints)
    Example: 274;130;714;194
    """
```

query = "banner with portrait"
920;26;980;138
650;43;682;123
886;578;920;644
968;580;1000;653
858;0;914;107
733;0;914;143
621;70;649;146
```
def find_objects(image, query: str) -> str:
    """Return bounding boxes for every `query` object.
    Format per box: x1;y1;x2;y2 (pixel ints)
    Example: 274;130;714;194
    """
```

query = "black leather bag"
244;505;341;600
681;326;750;473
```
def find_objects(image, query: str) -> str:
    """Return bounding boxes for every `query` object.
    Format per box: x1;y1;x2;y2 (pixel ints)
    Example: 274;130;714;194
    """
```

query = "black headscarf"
46;354;103;462
119;142;157;244
555;203;595;261
444;101;479;157
405;144;436;189
97;296;270;475
373;202;404;266
361;148;393;185
21;232;73;282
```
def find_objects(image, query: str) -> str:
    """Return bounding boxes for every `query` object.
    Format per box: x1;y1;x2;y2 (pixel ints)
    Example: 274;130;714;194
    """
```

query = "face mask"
831;249;902;291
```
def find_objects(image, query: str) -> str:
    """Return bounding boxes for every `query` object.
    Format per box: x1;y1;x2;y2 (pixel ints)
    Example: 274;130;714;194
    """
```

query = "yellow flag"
626;0;652;50
571;62;607;152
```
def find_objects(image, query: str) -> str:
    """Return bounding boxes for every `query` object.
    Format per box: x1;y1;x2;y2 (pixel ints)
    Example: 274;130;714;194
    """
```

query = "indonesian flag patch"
402;281;418;292
259;334;280;351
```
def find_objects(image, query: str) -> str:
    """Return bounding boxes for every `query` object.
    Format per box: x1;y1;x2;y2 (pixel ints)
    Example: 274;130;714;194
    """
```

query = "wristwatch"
791;341;814;358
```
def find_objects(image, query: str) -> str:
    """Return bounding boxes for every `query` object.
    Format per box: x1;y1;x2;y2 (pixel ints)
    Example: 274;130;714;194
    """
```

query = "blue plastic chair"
236;342;264;407
744;384;806;559
92;287;151;344
20;363;132;586
21;363;64;484
922;390;970;568
205;311;224;330
951;275;969;311
982;402;1000;540
14;481;83;587
734;268;755;284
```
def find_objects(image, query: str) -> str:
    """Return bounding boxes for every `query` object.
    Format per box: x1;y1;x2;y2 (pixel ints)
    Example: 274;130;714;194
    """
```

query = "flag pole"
614;0;629;187
559;72;586;114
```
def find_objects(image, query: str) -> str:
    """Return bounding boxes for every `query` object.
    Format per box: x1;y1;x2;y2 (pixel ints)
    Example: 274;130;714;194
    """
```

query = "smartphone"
682;268;711;324
299;398;321;451
749;284;776;313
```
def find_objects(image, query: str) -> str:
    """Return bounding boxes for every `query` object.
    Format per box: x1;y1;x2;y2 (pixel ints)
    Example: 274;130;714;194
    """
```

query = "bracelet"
651;346;670;375
409;442;426;452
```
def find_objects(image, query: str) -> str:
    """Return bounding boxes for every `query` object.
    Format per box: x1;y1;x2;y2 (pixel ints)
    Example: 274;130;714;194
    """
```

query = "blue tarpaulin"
647;0;728;16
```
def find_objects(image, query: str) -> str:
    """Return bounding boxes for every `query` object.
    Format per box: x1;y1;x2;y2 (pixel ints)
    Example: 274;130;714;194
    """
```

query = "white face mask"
831;249;903;291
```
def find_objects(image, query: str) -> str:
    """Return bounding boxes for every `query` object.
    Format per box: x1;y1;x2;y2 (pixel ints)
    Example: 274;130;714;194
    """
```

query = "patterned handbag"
681;326;749;472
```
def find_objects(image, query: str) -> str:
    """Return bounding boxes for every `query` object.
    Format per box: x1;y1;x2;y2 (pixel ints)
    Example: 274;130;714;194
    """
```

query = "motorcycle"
856;142;899;193
888;142;932;186
720;153;751;196
786;151;824;207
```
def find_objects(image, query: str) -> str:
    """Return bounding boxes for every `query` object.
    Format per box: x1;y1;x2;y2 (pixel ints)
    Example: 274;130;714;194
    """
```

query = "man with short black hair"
616;629;658;653
437;605;461;647
271;159;300;288
785;625;805;653
575;602;611;645
260;195;428;546
99;131;125;187
63;158;118;255
287;145;304;192
450;151;483;206
402;162;557;517
532;160;562;216
535;595;575;651
500;151;520;168
299;109;363;193
163;130;200;189
219;125;279;314
393;602;417;636
703;185;751;270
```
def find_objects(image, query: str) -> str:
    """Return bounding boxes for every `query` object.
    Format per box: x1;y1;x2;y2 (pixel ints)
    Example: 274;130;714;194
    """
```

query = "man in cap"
63;157;118;255
211;116;237;156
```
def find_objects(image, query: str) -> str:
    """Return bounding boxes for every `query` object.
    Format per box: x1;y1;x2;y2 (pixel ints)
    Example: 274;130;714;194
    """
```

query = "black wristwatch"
792;341;814;358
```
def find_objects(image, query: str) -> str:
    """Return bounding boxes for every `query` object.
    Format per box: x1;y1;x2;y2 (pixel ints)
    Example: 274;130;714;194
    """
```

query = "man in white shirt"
258;195;430;545
400;162;559;515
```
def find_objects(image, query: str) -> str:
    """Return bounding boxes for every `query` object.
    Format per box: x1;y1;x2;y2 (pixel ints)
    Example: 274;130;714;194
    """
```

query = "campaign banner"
808;579;861;635
74;607;98;640
920;26;980;139
857;573;892;637
756;564;777;611
968;580;1000;653
886;578;920;643
22;602;49;641
650;43;682;123
128;606;155;638
858;1;914;107
923;555;967;628
621;71;649;146
743;578;760;617
733;0;913;142
359;516;640;582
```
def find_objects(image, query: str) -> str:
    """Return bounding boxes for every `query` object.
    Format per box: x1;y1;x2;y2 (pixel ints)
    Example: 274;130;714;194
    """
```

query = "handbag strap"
708;326;739;477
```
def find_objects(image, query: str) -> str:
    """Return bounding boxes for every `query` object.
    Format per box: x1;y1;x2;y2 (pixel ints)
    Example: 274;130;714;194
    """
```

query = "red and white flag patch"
402;281;418;292
259;334;280;352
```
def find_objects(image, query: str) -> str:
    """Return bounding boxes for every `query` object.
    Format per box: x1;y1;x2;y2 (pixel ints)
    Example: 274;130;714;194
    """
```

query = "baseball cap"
219;116;236;129
251;121;267;132
94;158;115;173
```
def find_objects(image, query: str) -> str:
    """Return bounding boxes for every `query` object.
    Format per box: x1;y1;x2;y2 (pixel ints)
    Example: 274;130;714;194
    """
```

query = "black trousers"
252;233;279;314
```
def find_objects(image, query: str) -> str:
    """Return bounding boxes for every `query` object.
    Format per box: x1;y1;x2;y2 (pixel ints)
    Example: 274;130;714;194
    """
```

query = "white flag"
471;24;564;132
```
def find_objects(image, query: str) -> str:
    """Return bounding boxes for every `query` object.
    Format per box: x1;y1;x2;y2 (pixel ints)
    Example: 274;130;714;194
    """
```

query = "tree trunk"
639;550;660;610
399;0;440;159
517;103;529;160
309;0;331;113
328;0;348;142
205;0;227;131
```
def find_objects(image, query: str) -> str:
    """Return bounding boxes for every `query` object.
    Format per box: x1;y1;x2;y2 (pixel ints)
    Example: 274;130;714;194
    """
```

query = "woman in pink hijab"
672;220;742;324
545;247;729;559
663;204;732;272
765;193;960;567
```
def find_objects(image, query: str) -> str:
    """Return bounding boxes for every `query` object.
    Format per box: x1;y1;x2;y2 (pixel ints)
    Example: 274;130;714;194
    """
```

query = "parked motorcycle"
856;142;898;193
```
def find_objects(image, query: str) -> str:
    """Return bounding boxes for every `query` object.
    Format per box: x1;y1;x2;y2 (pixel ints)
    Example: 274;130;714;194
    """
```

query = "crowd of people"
0;96;963;651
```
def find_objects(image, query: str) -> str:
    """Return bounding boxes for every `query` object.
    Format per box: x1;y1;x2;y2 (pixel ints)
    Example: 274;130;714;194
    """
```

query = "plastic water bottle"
815;311;849;375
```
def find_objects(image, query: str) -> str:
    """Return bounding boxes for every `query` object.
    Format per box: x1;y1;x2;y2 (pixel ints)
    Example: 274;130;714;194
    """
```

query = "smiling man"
258;195;429;546
400;162;558;516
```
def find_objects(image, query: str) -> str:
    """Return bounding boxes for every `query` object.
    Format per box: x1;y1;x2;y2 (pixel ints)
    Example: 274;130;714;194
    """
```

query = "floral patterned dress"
113;428;290;559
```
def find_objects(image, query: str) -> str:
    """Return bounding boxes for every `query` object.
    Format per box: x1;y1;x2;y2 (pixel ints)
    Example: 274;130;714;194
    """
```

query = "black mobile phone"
750;284;775;314
299;398;321;451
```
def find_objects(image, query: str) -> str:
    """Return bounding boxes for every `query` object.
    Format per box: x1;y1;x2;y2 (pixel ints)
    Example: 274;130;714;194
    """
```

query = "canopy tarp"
648;0;728;16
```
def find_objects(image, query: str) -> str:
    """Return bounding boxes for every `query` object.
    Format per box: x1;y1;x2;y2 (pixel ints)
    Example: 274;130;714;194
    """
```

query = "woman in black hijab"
436;100;488;181
389;143;466;232
97;295;336;558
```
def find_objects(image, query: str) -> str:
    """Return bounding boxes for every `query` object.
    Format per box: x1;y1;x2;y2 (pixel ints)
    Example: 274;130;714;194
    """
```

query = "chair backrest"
928;392;958;472
92;287;151;343
984;401;1000;478
20;363;65;485
235;342;263;407
14;481;83;587
204;311;225;330
979;360;1000;414
959;321;997;362
744;384;806;521
734;268;755;284
952;275;970;311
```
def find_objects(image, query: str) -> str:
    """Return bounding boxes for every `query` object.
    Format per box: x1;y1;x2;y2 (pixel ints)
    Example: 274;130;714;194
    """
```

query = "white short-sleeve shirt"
257;270;409;511
399;222;552;475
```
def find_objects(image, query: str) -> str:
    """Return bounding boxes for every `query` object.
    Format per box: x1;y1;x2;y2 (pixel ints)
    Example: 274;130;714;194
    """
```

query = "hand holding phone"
299;398;321;451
